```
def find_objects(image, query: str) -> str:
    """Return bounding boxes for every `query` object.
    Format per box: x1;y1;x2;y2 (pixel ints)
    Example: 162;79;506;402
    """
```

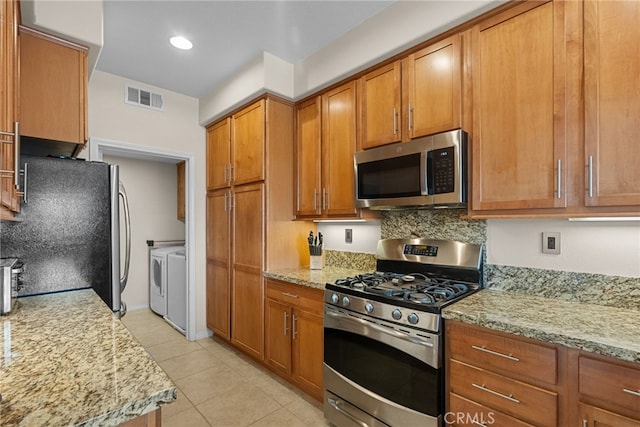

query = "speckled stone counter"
264;266;369;290
0;289;176;426
442;289;640;364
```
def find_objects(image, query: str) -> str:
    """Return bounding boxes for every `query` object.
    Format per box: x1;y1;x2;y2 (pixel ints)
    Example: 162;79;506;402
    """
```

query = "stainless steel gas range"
323;238;483;427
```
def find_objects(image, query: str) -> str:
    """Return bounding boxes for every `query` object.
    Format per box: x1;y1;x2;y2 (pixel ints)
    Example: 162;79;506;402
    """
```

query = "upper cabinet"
295;81;360;219
583;0;640;208
206;118;231;190
19;26;88;146
1;0;20;219
358;61;402;149
207;100;266;190
403;34;462;140
358;33;462;150
470;1;568;212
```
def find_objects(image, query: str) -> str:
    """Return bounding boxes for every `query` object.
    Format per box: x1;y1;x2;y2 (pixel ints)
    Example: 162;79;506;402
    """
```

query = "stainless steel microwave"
354;129;468;210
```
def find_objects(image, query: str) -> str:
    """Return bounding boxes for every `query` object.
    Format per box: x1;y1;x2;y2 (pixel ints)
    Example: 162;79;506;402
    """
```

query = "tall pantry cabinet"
206;96;308;360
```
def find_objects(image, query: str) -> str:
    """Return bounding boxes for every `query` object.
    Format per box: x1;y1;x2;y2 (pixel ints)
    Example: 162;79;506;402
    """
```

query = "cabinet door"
206;190;231;340
405;34;461;139
206;118;231;190
579;403;640;427
264;299;292;377
295;97;322;217
1;0;19;215
471;1;567;211
292;307;324;400
231;183;264;359
19;27;87;144
359;61;402;149
584;1;640;207
322;81;358;217
232;100;265;186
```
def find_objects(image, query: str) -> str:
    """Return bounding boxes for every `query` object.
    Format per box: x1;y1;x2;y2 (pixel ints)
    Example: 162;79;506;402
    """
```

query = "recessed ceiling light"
169;36;193;50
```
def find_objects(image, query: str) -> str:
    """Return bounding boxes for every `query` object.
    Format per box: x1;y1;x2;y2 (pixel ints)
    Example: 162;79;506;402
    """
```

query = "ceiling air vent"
125;84;164;111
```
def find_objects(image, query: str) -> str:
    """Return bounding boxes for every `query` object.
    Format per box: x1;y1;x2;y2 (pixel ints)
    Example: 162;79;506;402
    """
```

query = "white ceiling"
96;1;396;99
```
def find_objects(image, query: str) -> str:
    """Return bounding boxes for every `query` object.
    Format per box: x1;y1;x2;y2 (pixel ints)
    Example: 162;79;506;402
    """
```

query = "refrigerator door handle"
119;181;131;292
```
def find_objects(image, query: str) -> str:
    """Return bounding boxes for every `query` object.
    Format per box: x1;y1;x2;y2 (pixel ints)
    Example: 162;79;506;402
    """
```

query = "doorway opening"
89;137;197;341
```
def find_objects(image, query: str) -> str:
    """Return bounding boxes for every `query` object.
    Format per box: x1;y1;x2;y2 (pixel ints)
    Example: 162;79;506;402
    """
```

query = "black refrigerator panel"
0;156;112;301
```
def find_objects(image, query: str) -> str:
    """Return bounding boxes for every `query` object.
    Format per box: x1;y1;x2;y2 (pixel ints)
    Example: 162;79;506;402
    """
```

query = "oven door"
323;305;443;427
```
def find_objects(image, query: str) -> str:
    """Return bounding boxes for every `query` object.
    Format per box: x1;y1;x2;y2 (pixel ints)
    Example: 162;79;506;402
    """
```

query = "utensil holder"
310;255;323;270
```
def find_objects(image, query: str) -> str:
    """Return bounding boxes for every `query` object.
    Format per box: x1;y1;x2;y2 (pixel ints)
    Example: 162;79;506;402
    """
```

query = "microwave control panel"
431;147;455;194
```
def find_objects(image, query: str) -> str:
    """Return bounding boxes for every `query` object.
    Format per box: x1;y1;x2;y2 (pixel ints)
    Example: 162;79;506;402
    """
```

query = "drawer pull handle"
282;292;299;299
472;383;520;404
623;388;640;398
471;345;520;362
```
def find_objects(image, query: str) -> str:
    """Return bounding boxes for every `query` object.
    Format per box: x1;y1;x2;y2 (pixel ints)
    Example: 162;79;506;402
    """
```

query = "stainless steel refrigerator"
0;155;131;317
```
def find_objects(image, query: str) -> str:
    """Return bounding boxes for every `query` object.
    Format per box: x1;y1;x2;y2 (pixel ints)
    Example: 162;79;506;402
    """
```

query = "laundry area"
148;240;187;334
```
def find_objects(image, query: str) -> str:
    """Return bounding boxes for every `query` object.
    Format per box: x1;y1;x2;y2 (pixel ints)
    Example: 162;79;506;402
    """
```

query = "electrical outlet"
345;228;353;244
542;232;561;255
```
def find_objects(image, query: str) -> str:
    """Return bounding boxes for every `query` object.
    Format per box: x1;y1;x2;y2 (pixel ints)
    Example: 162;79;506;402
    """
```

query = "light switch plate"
345;228;353;244
542;232;561;255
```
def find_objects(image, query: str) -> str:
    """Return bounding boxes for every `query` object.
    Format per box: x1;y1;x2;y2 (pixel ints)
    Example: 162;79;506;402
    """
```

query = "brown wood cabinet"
578;354;640;425
358;33;462;150
19;26;88;146
446;321;561;426
206;189;231;340
0;0;20;219
358;61;402;149
583;0;640;208
206;118;231;191
470;1;568;212
295;81;362;219
264;279;323;401
402;34;462;140
206;96;309;361
176;161;185;221
447;321;640;426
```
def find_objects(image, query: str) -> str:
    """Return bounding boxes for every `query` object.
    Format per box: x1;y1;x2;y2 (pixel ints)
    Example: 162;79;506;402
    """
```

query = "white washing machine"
149;246;184;316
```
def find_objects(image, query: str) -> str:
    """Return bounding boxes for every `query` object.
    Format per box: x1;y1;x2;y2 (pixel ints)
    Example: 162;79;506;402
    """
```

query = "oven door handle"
325;307;438;367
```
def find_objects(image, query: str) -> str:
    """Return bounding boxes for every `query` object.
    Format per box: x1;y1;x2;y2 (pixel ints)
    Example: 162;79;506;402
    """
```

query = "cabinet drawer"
449;360;558;426
448;322;557;385
265;280;323;313
449;392;534;427
579;356;640;417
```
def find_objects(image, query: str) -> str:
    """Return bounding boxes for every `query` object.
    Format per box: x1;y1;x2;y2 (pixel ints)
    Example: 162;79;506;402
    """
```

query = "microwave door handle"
422;150;433;196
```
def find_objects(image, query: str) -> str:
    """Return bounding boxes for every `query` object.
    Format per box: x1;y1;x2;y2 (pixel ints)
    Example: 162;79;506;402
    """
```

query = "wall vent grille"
125;84;164;110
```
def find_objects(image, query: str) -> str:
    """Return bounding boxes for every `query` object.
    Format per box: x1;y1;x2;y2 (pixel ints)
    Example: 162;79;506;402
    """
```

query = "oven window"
324;327;443;416
357;153;421;199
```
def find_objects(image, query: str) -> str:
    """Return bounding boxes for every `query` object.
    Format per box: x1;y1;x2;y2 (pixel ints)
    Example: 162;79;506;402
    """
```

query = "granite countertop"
264;266;369;290
442;288;640;364
0;289;176;426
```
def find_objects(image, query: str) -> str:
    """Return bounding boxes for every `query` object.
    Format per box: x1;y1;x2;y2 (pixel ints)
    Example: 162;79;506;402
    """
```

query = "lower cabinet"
446;321;640;427
264;279;324;401
446;321;559;426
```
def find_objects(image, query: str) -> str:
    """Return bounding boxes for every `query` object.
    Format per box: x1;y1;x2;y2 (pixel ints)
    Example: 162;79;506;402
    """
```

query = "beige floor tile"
161;387;194;419
249;407;309;427
146;338;203;362
196;383;281;426
175;364;243;405
159;349;222;380
162;407;211;427
251;375;301;407
284;395;327;426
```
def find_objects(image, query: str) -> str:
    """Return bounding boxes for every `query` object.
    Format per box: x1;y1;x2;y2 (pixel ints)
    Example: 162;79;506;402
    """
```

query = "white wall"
102;155;185;310
487;219;640;278
317;222;381;254
88;70;207;336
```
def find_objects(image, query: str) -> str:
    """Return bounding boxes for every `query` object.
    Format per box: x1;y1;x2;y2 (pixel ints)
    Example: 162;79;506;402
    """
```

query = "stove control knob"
392;309;402;320
330;294;339;304
342;296;350;307
364;303;374;313
408;313;420;325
